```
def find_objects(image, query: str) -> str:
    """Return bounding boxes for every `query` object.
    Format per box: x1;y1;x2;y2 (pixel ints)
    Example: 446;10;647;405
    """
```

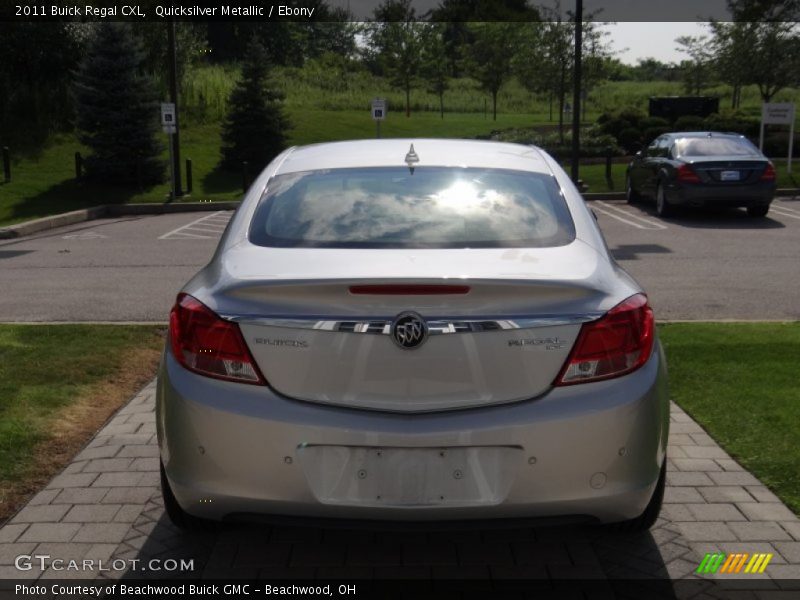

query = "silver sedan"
157;139;668;531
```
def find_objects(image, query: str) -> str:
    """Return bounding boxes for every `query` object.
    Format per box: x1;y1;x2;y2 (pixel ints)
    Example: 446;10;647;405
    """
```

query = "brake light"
760;163;776;181
349;284;470;295
677;164;700;183
555;294;655;386
169;293;265;385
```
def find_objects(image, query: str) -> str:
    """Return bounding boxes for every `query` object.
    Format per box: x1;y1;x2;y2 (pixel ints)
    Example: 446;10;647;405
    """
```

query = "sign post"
760;102;795;173
161;102;177;200
371;98;386;139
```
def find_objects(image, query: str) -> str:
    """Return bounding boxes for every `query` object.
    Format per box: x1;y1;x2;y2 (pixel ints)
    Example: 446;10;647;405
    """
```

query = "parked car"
626;131;776;217
157;139;669;532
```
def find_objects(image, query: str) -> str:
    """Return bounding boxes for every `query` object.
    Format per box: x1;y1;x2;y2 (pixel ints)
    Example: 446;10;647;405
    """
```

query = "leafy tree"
365;0;424;117
466;22;521;121
220;37;290;170
708;1;800;103
419;24;450;119
0;22;84;150
73;22;164;186
676;35;714;95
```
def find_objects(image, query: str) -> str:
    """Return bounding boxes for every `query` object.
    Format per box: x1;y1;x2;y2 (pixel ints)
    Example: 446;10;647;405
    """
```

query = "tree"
73;22;164;186
221;37;290;170
419;24;450;119
0;22;84;150
708;1;800;103
466;22;521;121
365;0;424;117
675;35;715;95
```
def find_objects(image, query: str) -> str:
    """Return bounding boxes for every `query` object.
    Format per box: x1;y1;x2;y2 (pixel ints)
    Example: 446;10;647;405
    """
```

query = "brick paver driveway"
1;381;799;597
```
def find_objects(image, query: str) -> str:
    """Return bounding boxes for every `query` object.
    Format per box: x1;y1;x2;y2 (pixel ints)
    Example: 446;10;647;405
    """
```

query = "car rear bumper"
665;181;775;208
157;342;669;524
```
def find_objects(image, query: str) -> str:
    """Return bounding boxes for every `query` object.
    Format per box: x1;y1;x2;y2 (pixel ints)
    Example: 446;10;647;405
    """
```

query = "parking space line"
770;206;800;220
159;211;231;240
592;201;668;230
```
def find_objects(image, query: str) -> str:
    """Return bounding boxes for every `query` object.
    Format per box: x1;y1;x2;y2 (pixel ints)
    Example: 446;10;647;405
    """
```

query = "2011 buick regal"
156;139;669;531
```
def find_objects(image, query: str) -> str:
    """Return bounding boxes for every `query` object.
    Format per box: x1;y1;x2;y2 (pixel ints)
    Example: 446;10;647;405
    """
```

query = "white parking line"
159;211;232;240
592;201;668;230
770;206;800;220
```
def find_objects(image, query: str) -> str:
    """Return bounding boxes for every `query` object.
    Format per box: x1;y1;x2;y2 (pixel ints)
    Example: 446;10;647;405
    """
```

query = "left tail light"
676;164;701;183
169;293;265;385
555;293;655;386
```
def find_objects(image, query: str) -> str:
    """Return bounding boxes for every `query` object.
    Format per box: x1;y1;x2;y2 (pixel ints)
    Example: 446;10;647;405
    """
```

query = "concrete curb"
582;188;799;202
0;201;241;239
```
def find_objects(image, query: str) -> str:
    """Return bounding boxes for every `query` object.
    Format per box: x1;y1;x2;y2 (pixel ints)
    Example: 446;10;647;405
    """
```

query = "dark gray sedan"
626;132;776;217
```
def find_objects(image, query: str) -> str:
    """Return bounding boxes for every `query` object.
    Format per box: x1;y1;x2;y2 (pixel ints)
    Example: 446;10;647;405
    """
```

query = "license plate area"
720;170;740;182
297;445;522;507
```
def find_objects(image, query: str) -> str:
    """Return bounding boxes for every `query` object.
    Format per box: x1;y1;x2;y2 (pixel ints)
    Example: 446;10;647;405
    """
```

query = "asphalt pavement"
1;200;799;322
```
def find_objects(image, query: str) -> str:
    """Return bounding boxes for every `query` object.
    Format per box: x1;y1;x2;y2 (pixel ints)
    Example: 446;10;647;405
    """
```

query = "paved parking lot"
1;382;799;595
1;199;799;322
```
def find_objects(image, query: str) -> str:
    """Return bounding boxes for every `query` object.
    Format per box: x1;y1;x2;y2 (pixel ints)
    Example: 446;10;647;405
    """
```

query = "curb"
0;201;240;239
582;188;799;202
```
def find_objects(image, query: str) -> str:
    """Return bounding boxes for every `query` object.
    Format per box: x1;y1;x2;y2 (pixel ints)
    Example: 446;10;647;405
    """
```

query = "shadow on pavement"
116;493;708;598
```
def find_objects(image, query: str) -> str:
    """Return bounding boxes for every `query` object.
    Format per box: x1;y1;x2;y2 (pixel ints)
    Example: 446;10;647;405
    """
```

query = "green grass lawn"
659;322;800;515
574;160;799;193
0;325;164;520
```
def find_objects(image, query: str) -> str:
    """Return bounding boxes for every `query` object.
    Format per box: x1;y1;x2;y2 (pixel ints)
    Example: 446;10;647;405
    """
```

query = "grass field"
0;325;164;522
2;67;799;227
660;322;800;515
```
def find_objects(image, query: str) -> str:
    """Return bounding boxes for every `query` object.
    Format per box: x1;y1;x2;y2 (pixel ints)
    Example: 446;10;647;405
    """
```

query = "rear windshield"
248;167;575;249
673;137;760;157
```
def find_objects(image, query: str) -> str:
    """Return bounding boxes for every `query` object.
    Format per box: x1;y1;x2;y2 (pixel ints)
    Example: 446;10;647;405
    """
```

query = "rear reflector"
169;293;265;385
760;163;776;182
349;284;470;295
677;164;701;183
555;294;655;386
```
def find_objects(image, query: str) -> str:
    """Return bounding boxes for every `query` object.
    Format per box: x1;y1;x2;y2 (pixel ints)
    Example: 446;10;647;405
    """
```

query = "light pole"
570;0;583;183
167;20;183;197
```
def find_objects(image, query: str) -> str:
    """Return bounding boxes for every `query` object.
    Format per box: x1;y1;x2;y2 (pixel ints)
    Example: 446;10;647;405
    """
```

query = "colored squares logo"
696;552;773;574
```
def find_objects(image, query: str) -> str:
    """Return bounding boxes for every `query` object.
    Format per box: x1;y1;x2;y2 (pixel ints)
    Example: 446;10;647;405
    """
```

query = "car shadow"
631;203;786;230
112;495;743;598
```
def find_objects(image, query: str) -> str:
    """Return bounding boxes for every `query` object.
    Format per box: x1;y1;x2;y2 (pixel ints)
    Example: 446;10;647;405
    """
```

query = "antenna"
405;144;419;174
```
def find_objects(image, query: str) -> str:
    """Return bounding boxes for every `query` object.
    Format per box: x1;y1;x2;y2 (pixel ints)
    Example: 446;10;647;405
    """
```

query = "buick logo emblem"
391;312;428;350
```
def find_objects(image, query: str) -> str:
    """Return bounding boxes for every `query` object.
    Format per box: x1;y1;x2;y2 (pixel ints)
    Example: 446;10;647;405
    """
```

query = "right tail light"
555;294;655;386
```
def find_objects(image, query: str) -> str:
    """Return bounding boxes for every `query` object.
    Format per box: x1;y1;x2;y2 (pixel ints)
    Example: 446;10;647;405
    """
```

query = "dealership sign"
759;102;795;173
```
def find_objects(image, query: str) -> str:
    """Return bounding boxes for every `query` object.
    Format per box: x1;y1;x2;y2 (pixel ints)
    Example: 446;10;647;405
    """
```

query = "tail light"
169;293;265;385
760;163;776;182
555;294;655;386
676;164;700;183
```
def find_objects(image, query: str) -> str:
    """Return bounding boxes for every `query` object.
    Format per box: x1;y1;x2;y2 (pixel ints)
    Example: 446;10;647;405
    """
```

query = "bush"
674;115;706;131
618;127;643;153
702;111;760;137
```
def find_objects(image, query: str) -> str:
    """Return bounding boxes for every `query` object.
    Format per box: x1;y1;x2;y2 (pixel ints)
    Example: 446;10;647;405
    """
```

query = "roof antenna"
405;143;419;175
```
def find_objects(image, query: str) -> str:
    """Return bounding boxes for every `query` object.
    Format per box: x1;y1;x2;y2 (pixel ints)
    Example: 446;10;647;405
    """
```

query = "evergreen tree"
221;37;290;170
73;22;164;186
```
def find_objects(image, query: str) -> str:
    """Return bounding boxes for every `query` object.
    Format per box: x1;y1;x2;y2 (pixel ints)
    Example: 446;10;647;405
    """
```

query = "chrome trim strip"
222;314;602;334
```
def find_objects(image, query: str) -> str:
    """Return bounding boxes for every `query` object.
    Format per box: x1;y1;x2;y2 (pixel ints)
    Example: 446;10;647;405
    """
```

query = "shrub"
673;115;706;131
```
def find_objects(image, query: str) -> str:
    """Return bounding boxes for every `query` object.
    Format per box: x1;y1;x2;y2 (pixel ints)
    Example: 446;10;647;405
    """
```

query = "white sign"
371;98;387;121
161;102;176;133
762;102;795;125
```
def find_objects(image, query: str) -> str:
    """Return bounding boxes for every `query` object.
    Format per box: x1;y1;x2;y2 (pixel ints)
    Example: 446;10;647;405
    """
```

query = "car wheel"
626;175;641;204
611;459;666;533
160;461;212;531
747;204;770;218
655;183;673;217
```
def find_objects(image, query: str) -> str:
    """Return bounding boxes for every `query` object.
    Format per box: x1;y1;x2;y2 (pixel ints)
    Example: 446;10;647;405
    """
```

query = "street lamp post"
570;0;583;184
167;20;183;197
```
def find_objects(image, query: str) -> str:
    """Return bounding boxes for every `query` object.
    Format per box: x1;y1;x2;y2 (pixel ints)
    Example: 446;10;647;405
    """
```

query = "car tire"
610;459;666;533
747;204;770;218
655;183;674;217
160;461;213;531
626;175;641;204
